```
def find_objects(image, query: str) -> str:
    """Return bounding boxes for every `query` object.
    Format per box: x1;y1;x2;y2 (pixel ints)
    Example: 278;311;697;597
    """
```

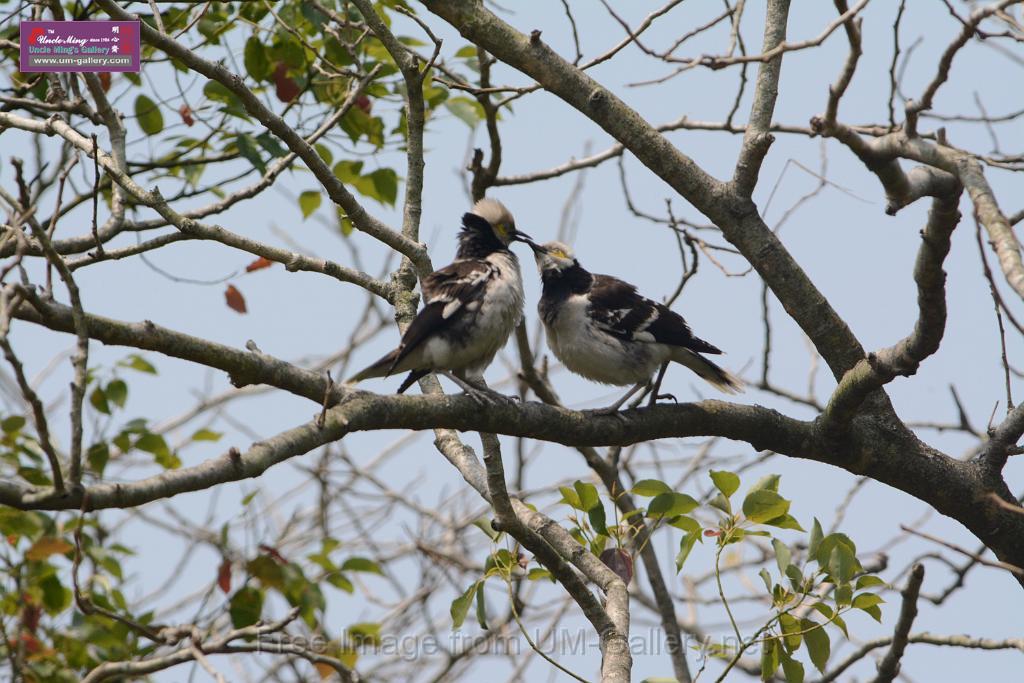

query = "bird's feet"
648;392;678;407
463;385;518;407
441;372;518;406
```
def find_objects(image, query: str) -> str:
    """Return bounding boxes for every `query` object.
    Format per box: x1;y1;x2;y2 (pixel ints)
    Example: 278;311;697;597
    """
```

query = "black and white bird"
530;240;742;412
348;199;531;399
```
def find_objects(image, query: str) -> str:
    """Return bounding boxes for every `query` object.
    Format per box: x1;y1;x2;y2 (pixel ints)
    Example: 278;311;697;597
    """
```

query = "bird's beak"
511;229;535;245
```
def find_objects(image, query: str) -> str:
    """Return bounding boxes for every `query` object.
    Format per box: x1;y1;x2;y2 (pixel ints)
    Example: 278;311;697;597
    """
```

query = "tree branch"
871;563;925;683
732;0;789;195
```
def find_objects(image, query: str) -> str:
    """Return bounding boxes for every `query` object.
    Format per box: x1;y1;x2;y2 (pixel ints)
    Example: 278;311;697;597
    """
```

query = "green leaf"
255;132;288;158
134;94;164;135
574;481;600;511
709;492;732;515
135;433;179;469
367;168;398;206
527;567;554;582
346;622;381;646
856;575;886;590
40;573;71;615
749;473;780;493
780;650;805;683
832;613;850;637
1;415;26;433
450;581;478;629
588;505;608;536
801;619;830;672
631;479;671;497
120;354;157;374
710;470;740;498
827;543;857;584
315;143;334;166
333;159;364;183
475;580;488;629
758;567;772;594
669;515;701;533
236;133;266;173
773;538;791;577
454;45;477;58
558;486;583;510
816;533;857;568
341;557;384;575
779;613;802;651
327;572;354;593
0;508;42;539
244;35;270;81
339;213;354;236
191;428;222;442
229;586;264;628
861;604;883;622
105;379;127;408
87;442;110;476
675;532;699;573
808;518;823;559
742;489;790;524
648;492;699;518
810;602;833;620
761;637;779;681
763;514;805;531
852;592;884;609
89;386;110;415
299;190;322;219
834;582;852;608
445;96;483;128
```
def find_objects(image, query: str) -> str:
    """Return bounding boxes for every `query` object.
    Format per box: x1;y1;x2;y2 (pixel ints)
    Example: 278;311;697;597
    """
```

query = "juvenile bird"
530;240;741;412
348;199;531;400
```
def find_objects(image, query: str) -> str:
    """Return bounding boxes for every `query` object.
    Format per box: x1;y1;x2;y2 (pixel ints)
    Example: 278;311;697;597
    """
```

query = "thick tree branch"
821;189;961;428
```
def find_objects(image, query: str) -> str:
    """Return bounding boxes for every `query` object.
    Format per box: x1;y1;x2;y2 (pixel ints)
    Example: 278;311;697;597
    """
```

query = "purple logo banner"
20;20;141;73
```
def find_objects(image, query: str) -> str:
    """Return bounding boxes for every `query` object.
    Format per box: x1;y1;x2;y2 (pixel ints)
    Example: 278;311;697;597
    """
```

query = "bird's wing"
387;259;495;372
588;274;722;354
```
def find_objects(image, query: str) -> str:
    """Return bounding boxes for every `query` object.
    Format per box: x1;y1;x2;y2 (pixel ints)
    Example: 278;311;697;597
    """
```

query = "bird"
529;240;742;413
348;198;532;400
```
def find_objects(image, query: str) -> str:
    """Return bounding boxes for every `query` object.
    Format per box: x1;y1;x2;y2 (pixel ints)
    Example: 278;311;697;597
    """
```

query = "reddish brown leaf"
273;63;300;103
354;94;372;114
25;537;73;561
19;632;41;654
179;104;194;127
258;543;288;564
217;558;232;594
245;256;274;273
704;529;720;537
315;662;337;679
599;548;633;584
21;602;40;633
98;72;111;92
224;284;247;314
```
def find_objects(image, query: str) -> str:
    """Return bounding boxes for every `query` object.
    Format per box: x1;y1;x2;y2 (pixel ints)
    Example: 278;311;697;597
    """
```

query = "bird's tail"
347;349;401;385
671;347;744;394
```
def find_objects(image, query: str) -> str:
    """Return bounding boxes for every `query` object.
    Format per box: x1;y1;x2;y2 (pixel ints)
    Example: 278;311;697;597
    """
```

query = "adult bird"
529;240;741;413
348;199;532;400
